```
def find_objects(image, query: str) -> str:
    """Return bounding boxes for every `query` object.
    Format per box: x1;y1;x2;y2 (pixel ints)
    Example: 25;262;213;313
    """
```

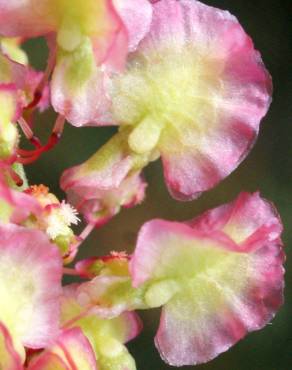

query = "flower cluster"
0;0;285;369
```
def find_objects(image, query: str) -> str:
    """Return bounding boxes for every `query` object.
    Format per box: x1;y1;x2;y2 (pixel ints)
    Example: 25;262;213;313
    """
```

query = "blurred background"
23;0;291;369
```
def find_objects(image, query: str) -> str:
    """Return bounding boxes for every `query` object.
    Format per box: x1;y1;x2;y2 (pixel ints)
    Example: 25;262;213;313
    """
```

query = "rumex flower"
130;192;284;365
0;0;153;126
108;0;272;200
0;1;283;369
0;223;62;361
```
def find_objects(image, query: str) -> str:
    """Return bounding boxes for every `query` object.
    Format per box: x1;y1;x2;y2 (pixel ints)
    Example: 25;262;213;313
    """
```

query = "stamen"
17;115;65;164
66;223;95;260
79;223;95;244
18;117;42;148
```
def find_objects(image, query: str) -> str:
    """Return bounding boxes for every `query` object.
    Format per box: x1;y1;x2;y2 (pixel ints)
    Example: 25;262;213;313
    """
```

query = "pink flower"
130;192;284;365
0;0;153;126
108;0;272;200
0;223;62;359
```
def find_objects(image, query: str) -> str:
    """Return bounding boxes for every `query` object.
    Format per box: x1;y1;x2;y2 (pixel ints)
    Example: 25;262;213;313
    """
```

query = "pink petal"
90;0;129;71
156;232;284;366
51;51;112;127
130;193;284;365
189;192;283;245
113;0;153;52
157;0;271;200
0;322;23;370
138;0;185;48
121;311;143;343
0;224;62;348
0;1;56;38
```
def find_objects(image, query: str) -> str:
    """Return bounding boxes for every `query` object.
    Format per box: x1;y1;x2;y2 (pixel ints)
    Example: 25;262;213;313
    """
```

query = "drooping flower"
61;130;147;225
108;0;272;200
0;223;63;361
0;0;153;126
130;192;284;366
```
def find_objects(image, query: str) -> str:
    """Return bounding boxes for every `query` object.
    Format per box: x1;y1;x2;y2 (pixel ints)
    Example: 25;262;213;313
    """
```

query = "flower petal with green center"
130;192;284;365
110;0;272;200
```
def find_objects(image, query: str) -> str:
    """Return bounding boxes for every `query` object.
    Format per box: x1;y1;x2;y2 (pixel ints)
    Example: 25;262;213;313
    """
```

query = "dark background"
23;0;291;369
